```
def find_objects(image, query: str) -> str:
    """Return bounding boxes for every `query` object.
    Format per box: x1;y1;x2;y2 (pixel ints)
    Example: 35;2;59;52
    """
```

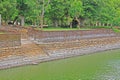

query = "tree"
111;0;120;26
69;0;83;28
0;14;1;26
81;0;100;27
16;0;30;26
48;0;65;27
40;0;50;29
0;0;17;24
1;0;120;27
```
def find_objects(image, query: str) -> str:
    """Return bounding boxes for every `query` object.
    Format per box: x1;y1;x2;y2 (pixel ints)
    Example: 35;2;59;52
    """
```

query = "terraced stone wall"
0;34;21;48
0;26;20;34
39;37;120;52
28;29;116;43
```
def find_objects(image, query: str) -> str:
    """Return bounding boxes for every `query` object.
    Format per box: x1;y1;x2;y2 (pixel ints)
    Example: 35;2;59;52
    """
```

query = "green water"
0;49;120;80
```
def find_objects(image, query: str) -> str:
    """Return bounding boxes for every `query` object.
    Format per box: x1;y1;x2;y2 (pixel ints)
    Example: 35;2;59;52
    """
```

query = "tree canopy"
0;0;120;27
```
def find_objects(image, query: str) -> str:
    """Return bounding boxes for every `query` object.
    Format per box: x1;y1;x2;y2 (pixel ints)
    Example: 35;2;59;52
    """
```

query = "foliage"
0;0;120;27
112;27;120;33
0;0;17;22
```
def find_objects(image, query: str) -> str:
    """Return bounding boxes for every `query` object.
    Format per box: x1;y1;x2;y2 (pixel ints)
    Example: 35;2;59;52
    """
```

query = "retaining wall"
0;34;21;48
28;28;116;43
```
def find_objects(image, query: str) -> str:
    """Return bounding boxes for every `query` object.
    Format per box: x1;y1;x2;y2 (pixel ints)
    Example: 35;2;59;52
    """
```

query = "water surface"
0;49;120;80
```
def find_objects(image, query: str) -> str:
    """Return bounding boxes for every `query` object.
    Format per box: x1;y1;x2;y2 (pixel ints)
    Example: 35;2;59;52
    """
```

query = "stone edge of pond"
0;43;120;70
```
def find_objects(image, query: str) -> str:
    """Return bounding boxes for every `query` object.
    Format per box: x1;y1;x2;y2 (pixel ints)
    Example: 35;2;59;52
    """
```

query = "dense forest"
0;0;120;28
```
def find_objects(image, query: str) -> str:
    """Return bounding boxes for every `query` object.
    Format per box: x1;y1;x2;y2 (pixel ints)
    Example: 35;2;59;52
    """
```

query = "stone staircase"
0;35;47;59
40;37;120;51
21;40;47;56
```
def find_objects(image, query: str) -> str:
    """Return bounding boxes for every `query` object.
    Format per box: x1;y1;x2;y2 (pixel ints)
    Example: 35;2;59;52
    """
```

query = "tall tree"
0;14;1;26
48;0;65;27
82;0;99;26
69;0;83;28
0;0;17;24
16;0;30;26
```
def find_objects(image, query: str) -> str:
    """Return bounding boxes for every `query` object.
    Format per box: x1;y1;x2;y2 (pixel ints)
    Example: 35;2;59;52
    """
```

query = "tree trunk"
110;24;112;27
75;17;80;29
40;0;45;29
40;16;44;29
70;22;72;28
102;23;105;26
33;19;37;27
88;23;90;27
0;14;1;27
59;20;62;26
96;21;98;26
54;20;58;27
107;22;109;26
20;16;25;26
99;22;101;26
39;0;50;29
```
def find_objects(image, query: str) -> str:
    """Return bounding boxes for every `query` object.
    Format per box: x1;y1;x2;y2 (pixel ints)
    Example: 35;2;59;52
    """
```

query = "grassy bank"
31;26;113;31
0;32;5;34
0;49;120;80
34;27;91;31
112;27;120;33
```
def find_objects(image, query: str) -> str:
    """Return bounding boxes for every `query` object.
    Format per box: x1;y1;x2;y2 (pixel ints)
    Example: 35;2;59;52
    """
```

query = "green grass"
34;26;113;31
24;25;114;31
0;32;5;34
112;27;120;33
0;49;120;80
88;26;112;29
34;27;91;31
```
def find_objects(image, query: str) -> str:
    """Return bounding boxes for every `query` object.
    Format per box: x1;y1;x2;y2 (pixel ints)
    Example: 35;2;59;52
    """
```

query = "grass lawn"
33;26;114;31
89;26;112;29
34;27;91;31
0;32;5;34
0;49;120;80
112;27;120;33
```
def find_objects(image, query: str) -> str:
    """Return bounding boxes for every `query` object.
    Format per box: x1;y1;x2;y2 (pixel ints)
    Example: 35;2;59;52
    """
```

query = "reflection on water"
95;60;120;80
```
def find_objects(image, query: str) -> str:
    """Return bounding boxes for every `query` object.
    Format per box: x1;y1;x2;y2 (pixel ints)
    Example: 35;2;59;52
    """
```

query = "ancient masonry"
0;26;120;69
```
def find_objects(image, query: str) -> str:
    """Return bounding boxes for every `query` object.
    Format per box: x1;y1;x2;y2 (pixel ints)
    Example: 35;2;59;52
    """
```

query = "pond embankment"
0;37;120;69
0;28;120;69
